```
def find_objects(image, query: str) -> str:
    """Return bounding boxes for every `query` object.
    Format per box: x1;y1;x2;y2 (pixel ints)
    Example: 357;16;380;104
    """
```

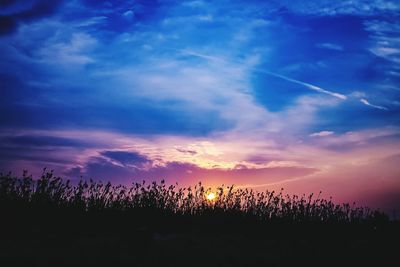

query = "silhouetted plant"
0;169;389;224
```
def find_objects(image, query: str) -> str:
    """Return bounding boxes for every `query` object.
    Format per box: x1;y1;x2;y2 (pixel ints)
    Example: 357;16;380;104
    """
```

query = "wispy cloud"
276;0;400;16
360;98;388;111
316;43;343;51
310;131;334;137
37;32;98;65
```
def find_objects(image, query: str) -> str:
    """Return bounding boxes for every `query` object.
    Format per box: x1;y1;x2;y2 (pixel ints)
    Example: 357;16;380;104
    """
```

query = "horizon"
1;0;399;214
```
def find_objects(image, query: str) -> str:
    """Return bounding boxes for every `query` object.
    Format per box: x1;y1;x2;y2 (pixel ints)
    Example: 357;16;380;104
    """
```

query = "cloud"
0;0;64;35
176;148;197;155
350;91;366;98
182;50;348;100
364;18;400;83
308;127;400;152
360;98;388;111
364;19;400;65
38;32;97;65
0;132;94;169
1;0;393;145
275;0;400;16
100;150;152;169
316;43;343;51
123;10;134;20
310;131;334;137
76;16;107;27
0;134;88;148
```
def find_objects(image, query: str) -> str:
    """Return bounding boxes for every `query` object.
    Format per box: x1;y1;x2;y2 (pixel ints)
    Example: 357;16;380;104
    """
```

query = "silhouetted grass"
0;169;398;267
0;169;388;223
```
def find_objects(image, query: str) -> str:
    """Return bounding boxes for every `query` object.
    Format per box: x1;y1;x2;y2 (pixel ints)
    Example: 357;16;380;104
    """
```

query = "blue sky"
1;0;400;211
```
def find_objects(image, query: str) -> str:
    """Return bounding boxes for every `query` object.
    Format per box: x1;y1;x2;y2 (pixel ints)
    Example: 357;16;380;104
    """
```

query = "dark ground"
1;211;399;267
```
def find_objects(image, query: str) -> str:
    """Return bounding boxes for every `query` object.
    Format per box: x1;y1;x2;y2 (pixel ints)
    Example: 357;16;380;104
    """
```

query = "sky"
0;0;400;213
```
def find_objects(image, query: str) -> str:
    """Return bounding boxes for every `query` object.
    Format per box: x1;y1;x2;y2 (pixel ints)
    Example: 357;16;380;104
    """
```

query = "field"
0;170;398;267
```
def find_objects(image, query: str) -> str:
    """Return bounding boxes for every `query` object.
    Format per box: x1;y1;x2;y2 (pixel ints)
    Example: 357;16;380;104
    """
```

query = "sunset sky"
1;0;399;213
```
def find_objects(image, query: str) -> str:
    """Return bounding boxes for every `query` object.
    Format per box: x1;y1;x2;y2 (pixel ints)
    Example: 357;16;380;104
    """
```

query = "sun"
206;192;216;201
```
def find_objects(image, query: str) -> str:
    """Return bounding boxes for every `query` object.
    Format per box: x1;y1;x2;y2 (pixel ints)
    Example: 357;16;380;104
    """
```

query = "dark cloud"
246;155;283;165
71;157;135;183
0;0;64;35
0;144;74;169
310;132;400;152
0;150;72;165
312;99;400;135
0;134;89;171
1;135;88;148
1;106;231;136
0;15;15;35
100;150;152;168
176;148;197;155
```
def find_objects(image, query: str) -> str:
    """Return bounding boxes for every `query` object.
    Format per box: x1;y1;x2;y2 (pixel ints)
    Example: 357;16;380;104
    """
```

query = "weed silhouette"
0;170;398;267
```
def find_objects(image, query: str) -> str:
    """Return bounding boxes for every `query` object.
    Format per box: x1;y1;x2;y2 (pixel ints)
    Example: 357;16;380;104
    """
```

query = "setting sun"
206;192;216;201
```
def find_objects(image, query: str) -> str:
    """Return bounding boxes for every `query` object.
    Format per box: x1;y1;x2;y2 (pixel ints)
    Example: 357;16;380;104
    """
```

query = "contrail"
252;69;347;100
253;68;347;100
360;98;388;110
181;50;347;100
181;50;224;62
235;174;318;189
